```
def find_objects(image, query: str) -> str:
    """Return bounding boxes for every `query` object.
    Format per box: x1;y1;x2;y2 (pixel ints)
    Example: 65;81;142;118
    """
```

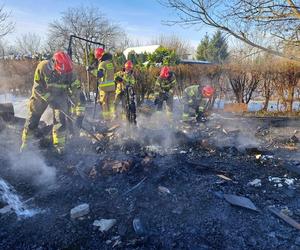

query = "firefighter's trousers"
69;88;86;129
21;91;68;152
155;92;174;114
99;90;115;120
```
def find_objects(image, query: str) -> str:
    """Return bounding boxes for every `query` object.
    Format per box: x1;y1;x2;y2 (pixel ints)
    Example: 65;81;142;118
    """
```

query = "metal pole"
85;43;91;101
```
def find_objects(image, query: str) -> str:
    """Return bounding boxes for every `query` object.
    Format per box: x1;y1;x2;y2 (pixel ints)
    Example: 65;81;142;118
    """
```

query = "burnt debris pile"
1;112;300;249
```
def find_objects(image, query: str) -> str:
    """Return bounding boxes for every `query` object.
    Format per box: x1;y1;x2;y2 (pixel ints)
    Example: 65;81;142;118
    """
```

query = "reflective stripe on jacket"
98;60;115;91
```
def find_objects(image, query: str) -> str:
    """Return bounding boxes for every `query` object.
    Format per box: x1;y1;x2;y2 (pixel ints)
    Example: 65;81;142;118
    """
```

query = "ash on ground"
1;112;300;250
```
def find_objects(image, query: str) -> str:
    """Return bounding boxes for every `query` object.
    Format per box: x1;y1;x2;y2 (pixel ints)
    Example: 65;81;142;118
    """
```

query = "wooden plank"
268;206;300;230
224;194;258;211
217;174;232;181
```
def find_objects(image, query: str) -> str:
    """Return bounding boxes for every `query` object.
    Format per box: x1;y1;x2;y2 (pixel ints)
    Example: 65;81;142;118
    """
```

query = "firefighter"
154;66;177;115
114;60;136;120
94;48;116;120
182;84;215;122
21;51;79;154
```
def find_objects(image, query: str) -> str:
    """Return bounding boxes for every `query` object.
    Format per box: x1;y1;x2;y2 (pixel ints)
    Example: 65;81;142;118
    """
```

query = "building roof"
123;45;160;59
179;59;214;65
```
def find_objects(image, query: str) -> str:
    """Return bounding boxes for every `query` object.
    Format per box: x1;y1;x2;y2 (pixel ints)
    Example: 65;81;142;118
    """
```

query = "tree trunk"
263;96;270;111
286;86;295;113
262;89;271;111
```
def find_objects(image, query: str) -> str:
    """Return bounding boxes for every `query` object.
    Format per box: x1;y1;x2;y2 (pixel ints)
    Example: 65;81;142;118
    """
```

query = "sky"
3;0;214;49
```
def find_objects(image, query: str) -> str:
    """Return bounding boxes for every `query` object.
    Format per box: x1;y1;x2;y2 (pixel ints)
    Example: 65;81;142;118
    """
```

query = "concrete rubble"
93;219;117;232
247;179;262;187
70;203;90;219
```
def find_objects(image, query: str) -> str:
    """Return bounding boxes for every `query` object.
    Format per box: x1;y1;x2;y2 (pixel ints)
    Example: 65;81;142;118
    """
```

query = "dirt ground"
0;110;300;250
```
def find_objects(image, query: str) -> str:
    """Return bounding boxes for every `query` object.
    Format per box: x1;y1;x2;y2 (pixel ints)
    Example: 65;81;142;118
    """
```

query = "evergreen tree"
148;46;180;66
196;34;210;61
208;30;228;63
114;51;126;68
127;51;138;65
196;31;229;63
136;52;148;65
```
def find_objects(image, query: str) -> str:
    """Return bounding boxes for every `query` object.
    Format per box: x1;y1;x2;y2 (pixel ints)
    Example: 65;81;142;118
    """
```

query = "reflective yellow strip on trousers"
182;113;189;119
53;135;65;145
76;107;85;111
48;84;69;89
76;107;85;115
71;80;81;88
52;130;66;145
99;81;115;87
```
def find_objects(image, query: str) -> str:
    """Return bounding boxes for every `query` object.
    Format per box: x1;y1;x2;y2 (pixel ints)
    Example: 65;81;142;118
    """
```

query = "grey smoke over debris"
9;151;57;187
208;113;260;150
0;127;56;187
115;111;177;150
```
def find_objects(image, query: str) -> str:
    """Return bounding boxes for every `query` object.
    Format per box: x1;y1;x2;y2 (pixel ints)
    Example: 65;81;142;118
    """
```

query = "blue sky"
3;0;214;48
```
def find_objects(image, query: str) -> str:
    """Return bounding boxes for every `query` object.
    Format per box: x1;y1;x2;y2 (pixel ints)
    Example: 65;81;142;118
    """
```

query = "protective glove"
115;76;123;83
196;111;207;123
97;69;104;78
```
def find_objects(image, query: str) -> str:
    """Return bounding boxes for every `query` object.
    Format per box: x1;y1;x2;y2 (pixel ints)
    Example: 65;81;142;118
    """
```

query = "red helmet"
160;66;170;79
125;60;133;71
202;85;215;98
95;48;104;60
53;51;73;74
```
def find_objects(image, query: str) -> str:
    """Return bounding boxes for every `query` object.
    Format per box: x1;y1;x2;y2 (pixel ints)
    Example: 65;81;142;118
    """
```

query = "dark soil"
0;112;300;250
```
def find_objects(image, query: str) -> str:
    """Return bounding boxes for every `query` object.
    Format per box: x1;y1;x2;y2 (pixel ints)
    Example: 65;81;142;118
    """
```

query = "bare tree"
226;64;261;104
151;34;192;58
0;40;6;58
273;60;299;112
15;33;42;55
0;5;14;38
162;0;300;62
47;6;124;62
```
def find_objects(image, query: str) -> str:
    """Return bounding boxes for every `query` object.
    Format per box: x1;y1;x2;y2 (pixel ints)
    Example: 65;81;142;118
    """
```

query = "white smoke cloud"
9;150;57;187
0;126;57;187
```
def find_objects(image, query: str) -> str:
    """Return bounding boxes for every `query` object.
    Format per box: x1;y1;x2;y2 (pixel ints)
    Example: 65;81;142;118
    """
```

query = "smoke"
208;113;260;150
0;126;56;188
113;98;265;155
138;111;175;148
114;108;181;154
9;151;57;187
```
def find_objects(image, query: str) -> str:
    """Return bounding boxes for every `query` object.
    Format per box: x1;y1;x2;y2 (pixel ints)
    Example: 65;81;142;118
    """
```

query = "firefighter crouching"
114;60;136;120
21;51;85;154
182;84;215;122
